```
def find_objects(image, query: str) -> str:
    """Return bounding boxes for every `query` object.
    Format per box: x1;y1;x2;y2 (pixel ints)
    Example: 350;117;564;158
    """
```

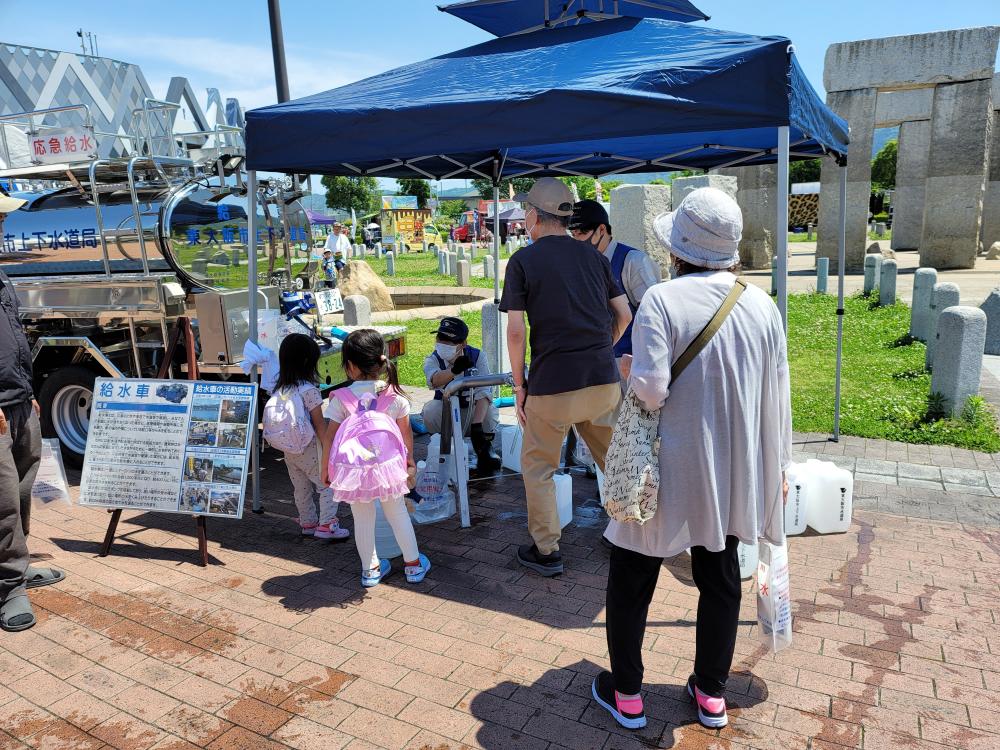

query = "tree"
789;159;821;186
321;175;379;214
396;178;432;209
471;177;536;200
439;199;467;221
870;139;898;194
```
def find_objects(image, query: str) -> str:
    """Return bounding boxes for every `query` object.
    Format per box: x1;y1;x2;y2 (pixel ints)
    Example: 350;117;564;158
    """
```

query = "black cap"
568;199;609;231
433;316;469;343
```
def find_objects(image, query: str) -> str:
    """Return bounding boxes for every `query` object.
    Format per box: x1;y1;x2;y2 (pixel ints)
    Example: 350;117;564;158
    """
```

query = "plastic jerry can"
374;501;402;559
555;472;573;528
804;459;853;534
737;540;758;580
783;462;810;536
499;424;522;472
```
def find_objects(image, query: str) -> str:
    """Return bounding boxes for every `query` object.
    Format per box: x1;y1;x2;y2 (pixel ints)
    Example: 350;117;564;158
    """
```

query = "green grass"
787;229;893;243
364;249;507;290
788;293;1000;451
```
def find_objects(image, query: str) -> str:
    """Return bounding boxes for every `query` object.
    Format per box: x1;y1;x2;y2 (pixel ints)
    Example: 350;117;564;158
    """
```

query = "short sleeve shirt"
298;384;323;412
499;235;623;396
323;380;409;423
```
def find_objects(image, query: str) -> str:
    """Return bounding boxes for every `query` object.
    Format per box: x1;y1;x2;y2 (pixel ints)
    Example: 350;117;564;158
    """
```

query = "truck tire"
38;366;97;468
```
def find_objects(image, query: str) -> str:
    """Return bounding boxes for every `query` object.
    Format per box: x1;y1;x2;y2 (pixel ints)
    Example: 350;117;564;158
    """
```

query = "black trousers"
605;536;742;697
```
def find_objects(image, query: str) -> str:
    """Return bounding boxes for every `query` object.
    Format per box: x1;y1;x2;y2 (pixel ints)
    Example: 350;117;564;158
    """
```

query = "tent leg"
492;179;502;365
776;126;790;332
248;171;263;514
833;164;847;442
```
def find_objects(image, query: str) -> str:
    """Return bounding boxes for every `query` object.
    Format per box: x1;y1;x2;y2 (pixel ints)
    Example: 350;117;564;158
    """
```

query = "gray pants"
0;401;41;602
421;395;499;437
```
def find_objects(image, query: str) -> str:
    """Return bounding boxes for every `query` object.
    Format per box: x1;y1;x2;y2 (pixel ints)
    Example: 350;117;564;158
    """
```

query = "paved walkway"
2;433;999;750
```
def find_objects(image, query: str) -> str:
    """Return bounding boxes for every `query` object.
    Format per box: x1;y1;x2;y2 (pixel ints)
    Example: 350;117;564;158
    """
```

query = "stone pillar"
481;302;510;375
484;256;494;279
386;251;395;277
670;174;737;207
457;247;466;262
818;88;877;272
931;306;987;416
609;184;673;275
343;295;371;326
719;165;776;270
910;268;937;340
926;282;961;369
919;79;994;269
892;119;932;250
863;254;881;296
878;259;898;306
982;77;1000;252
375;244;383;259
437;252;447;275
457;260;471;287
979;289;1000;354
447;252;457;276
816;257;829;294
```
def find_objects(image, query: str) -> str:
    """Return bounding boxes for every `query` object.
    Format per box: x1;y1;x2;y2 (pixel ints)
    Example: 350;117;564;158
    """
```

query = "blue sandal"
361;559;391;588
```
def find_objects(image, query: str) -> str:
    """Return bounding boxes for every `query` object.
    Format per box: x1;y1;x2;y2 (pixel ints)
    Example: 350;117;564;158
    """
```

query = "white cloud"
101;33;395;111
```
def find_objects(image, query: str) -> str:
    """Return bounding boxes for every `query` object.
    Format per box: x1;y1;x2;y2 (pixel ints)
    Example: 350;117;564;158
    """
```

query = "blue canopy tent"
245;17;852;445
438;0;709;36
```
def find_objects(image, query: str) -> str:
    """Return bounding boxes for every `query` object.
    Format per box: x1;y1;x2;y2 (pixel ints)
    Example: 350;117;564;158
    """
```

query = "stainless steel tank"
0;181;314;290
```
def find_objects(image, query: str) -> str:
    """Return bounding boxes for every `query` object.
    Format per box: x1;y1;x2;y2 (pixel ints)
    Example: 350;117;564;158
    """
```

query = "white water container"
737;540;758;580
499;424;522;472
783;462;810;536
555;472;573;528
804;459;854;534
426;434;456;484
374;501;402;559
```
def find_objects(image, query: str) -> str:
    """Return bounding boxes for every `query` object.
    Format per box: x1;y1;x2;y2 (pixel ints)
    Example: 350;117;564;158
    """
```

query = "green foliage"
438;199;468;221
396;178;431;209
321;175;379;214
788;292;1000;451
871;139;898;193
471;177;536;200
789;159;821;186
648;178;669;185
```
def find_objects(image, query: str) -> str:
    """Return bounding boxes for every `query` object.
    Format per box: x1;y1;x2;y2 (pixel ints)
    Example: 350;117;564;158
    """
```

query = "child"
321;329;430;587
321;250;337;289
264;334;350;540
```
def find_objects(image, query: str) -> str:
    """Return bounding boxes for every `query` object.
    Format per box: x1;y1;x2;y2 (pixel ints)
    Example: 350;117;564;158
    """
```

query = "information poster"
79;379;257;519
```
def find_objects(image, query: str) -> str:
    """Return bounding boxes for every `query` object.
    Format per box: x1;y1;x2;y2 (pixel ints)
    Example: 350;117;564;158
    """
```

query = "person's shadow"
467;659;769;750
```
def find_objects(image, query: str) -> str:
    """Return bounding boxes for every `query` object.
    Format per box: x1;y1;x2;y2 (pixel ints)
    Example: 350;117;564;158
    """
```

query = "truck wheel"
39;366;97;468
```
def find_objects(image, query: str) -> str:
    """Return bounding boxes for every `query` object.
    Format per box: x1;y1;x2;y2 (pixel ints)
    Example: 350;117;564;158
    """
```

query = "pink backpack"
327;388;409;503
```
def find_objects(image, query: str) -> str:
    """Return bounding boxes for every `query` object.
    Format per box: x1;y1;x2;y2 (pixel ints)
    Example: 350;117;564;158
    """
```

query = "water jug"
804;459;853;534
374;501;402;558
555;472;573;528
783;462;810;536
425;434;456;485
737;540;758;580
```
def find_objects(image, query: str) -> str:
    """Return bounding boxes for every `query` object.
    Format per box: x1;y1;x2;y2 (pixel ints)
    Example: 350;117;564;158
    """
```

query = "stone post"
447;252;457;276
438;252;447;275
609;184;673;275
980;289;1000;354
422;238;428;253
230;247;241;267
863;254;881;296
910;268;938;340
481;302;510;375
931;307;987;416
343;295;371;326
807;223;813;241
457;260;471;287
386;251;395;277
457;247;466;262
878;258;898;306
875;222;886;238
375;244;383;259
926;282;961;369
816;257;829;294
484;256;494;279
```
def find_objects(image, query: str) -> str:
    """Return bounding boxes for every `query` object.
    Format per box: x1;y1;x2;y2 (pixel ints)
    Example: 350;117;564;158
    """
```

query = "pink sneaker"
687;675;727;728
300;522;318;536
314;520;350;541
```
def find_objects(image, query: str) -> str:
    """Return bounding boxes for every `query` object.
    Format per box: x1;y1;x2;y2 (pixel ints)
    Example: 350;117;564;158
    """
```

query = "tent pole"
833;163;847;442
248;171;262;514
492;172;502;371
776;126;790;332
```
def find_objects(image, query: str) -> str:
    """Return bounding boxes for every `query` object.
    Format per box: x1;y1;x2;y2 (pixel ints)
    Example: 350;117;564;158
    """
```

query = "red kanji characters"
78;135;94;152
47;137;61;154
32;139;46;156
63;135;77;152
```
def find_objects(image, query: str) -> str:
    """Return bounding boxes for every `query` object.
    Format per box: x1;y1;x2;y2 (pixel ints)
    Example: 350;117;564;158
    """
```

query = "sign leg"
196;516;209;567
99;509;122;557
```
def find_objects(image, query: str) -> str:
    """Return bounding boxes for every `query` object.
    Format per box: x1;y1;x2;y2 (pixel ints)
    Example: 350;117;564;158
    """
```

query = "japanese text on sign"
79;378;257;519
28;127;98;166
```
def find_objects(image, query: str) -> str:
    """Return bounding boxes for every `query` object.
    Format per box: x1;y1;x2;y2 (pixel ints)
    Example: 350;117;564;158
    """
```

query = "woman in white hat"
592;187;790;731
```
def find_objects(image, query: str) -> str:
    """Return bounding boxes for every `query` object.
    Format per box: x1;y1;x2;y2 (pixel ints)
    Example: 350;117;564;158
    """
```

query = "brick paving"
2;447;999;750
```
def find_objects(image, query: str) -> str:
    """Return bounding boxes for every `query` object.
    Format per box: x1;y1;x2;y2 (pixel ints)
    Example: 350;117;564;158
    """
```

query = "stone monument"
926;282;961;369
878;258;898;307
343;295;371;326
931;307;987;416
609;184;672;274
910;267;937;341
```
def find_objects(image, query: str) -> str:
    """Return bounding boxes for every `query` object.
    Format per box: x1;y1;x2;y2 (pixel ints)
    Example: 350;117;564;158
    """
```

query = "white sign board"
28;127;98;165
79;379;257;519
31;439;71;507
315;288;344;315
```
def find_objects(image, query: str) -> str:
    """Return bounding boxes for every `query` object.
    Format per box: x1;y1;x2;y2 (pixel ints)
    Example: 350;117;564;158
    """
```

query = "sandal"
0;594;36;632
24;566;65;589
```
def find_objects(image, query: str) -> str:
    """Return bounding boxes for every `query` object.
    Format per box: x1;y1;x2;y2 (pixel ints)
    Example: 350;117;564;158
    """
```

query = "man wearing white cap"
592;188;790;732
0;189;66;632
500;177;632;576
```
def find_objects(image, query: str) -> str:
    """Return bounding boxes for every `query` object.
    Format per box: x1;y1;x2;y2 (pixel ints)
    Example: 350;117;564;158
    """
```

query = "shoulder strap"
670;278;747;382
333;387;359;411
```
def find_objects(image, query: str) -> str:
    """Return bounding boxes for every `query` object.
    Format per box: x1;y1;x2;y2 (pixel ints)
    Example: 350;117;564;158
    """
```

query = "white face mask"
435;343;460;362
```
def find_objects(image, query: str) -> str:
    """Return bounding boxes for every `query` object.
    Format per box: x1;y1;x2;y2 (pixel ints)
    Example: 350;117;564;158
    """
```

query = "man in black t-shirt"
500;178;632;576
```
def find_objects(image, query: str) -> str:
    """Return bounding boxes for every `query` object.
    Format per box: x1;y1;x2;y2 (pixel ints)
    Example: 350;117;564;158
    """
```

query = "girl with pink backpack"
321;329;431;587
264;334;350;541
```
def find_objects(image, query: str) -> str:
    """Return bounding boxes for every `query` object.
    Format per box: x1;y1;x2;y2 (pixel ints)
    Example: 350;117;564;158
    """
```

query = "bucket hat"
653;187;742;270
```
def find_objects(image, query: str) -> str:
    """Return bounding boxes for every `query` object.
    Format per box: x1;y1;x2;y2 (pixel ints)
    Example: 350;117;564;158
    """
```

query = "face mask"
435;343;460;362
525;209;538;240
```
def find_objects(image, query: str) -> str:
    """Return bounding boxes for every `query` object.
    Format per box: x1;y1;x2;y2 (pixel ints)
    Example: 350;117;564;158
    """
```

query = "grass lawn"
788;293;999;451
364;249;505;290
787;229;893;243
